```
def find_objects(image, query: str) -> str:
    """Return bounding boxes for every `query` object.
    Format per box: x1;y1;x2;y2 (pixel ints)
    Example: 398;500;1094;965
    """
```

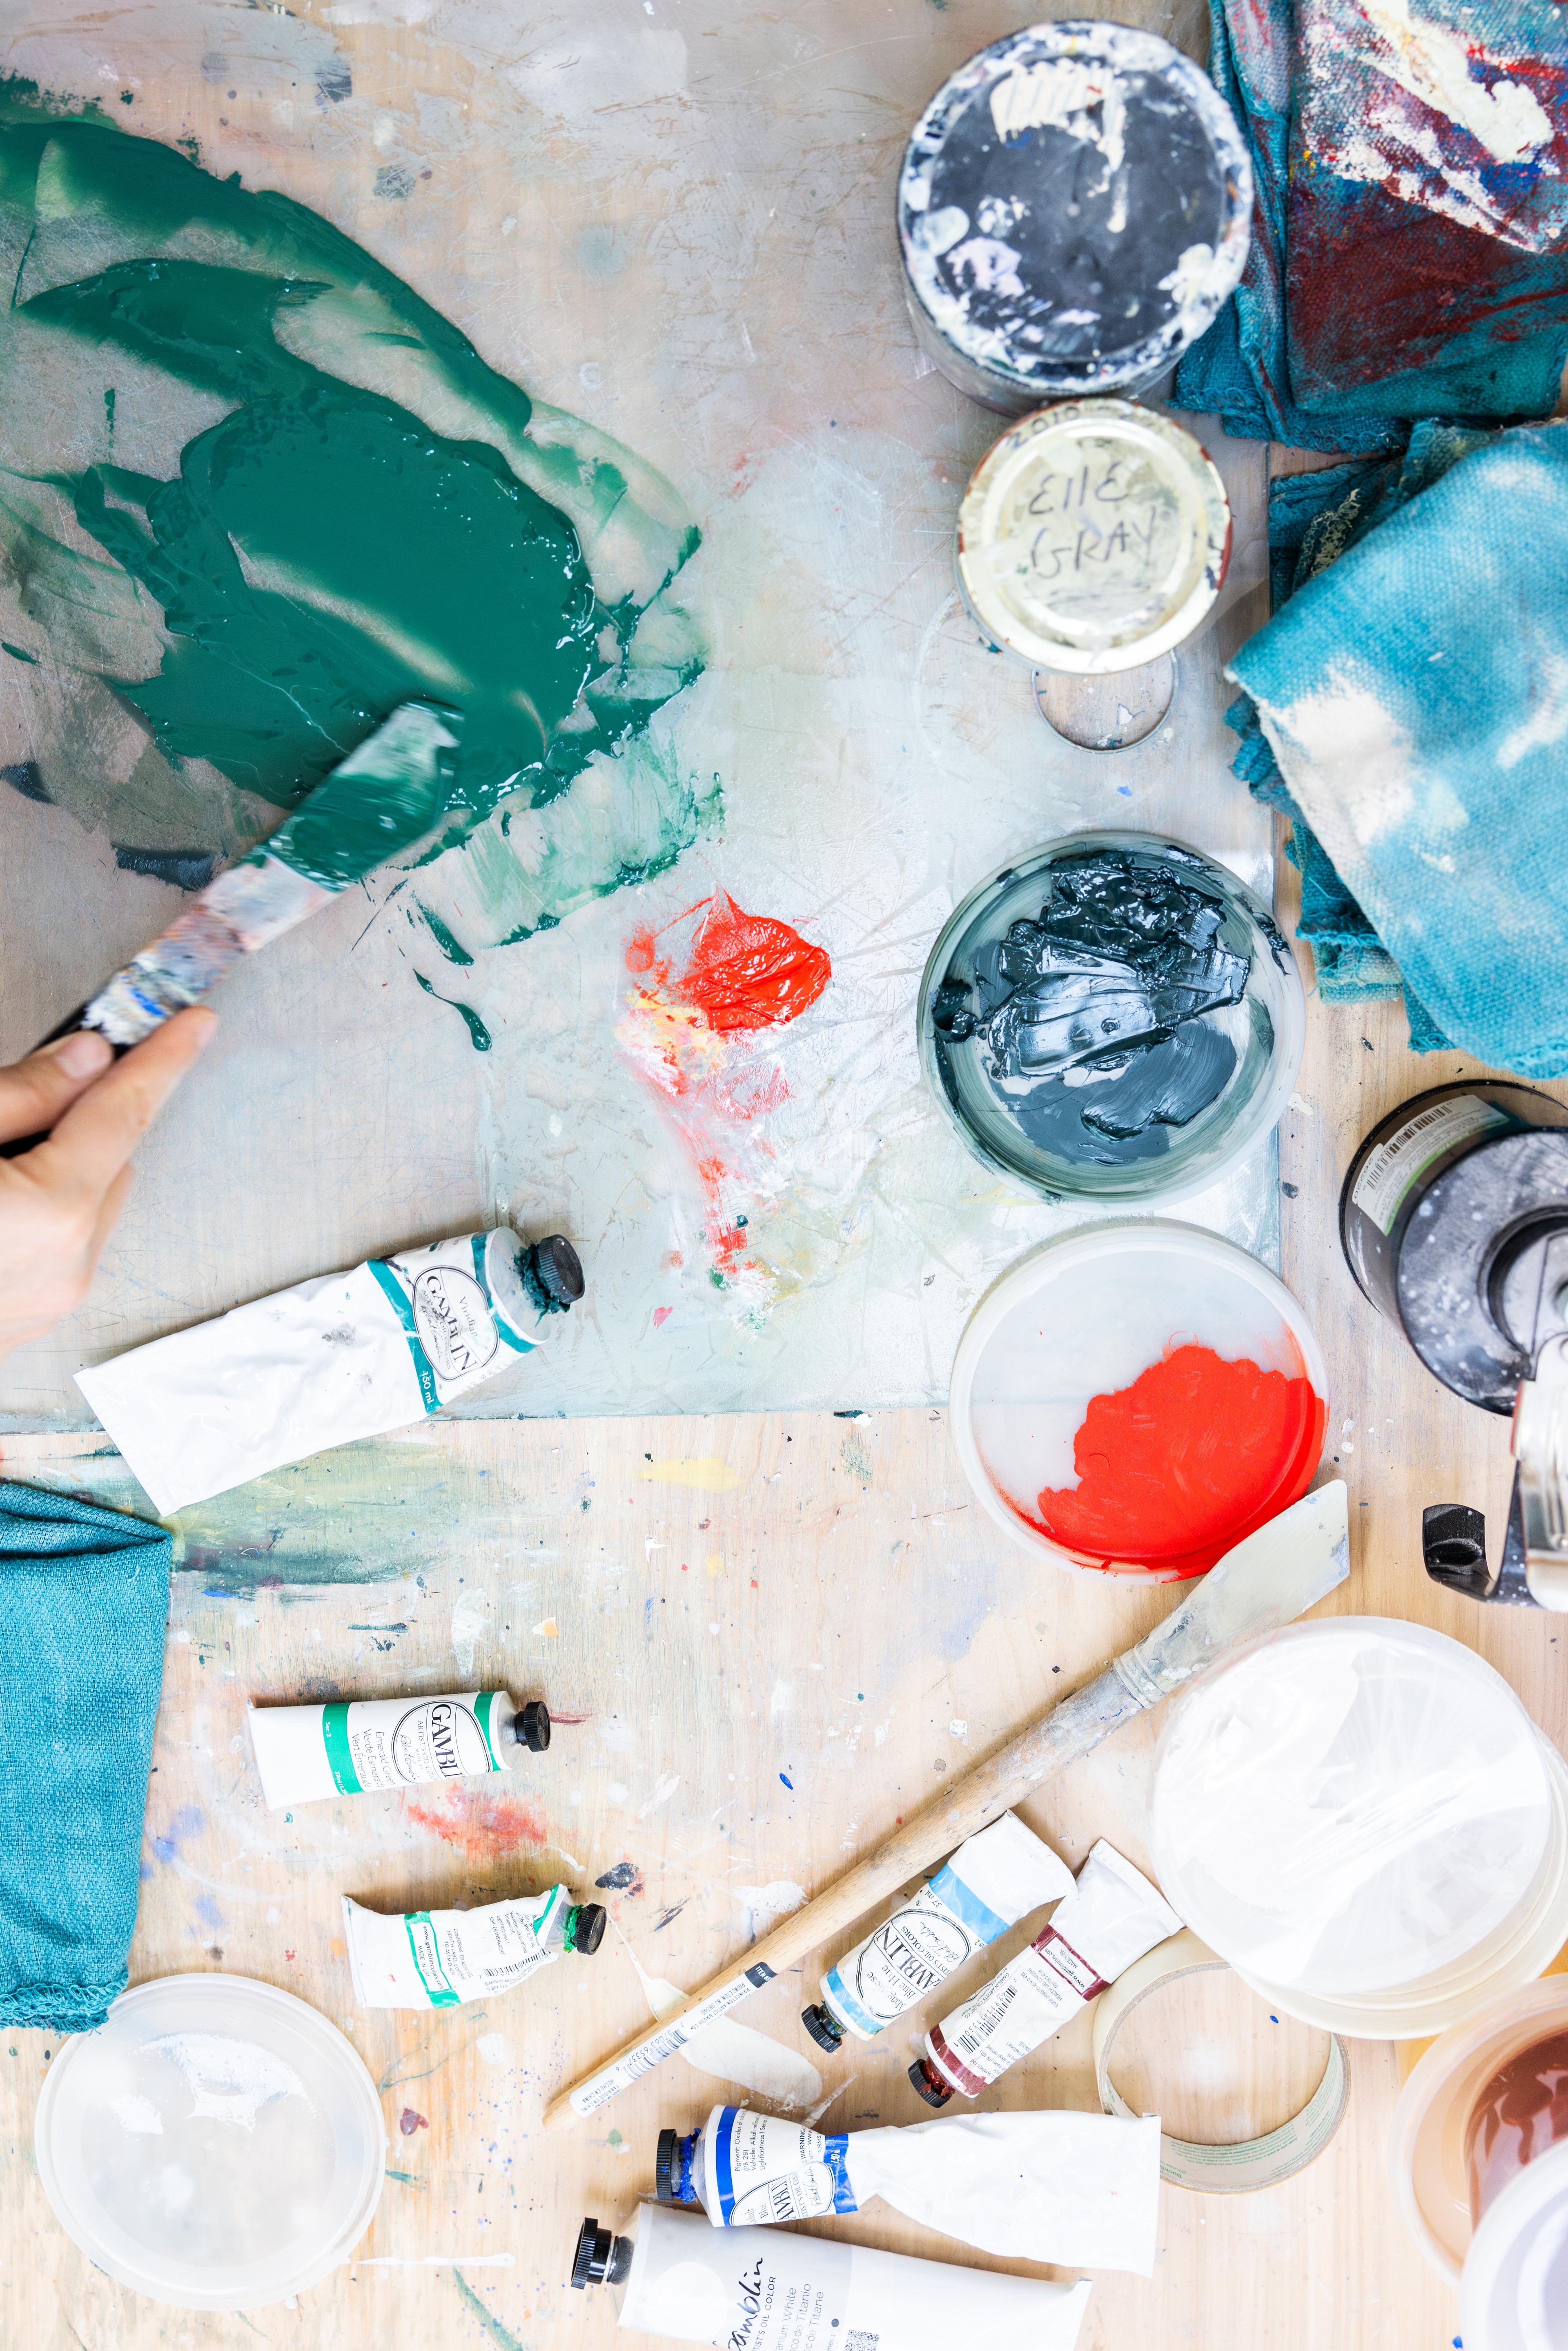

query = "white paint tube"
800;1810;1074;2051
75;1227;584;1513
343;1885;606;2010
911;1839;1181;2106
656;2101;1162;2274
570;2202;1093;2351
247;1689;550;1809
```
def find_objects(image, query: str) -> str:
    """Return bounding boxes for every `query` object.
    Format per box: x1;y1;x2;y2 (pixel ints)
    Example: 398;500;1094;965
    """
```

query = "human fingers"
0;1028;114;1145
28;1007;217;1205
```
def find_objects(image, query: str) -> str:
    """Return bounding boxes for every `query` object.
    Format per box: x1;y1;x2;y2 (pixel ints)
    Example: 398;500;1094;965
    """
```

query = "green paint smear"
0;82;708;923
262;698;462;889
451;2271;529;2351
417;903;473;965
414;969;492;1051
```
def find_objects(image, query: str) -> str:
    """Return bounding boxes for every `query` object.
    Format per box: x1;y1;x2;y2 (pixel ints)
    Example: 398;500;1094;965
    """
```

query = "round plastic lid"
957;402;1231;673
1463;2138;1568;2351
1151;1620;1555;1998
35;1974;386;2311
950;1221;1327;1580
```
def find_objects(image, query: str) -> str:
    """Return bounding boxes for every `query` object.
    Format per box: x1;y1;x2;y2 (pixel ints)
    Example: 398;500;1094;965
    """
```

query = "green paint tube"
248;1689;551;1810
343;1886;606;2012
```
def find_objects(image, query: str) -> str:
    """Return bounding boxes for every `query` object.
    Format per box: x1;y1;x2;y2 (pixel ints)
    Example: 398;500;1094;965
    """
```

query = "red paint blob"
662;891;831;1035
1029;1343;1325;1580
404;1787;548;1861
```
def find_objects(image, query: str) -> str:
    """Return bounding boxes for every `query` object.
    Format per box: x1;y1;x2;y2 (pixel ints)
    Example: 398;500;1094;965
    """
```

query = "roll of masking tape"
1093;1929;1351;2193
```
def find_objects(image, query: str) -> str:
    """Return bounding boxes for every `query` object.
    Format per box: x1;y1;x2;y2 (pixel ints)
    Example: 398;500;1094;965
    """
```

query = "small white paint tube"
570;2202;1094;2351
248;1689;550;1809
911;1839;1181;2106
343;1885;606;2010
75;1226;584;1513
656;2101;1161;2273
800;1810;1073;2050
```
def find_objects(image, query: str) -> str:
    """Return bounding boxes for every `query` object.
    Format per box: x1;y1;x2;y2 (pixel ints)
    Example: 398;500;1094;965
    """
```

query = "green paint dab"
450;2270;528;2351
103;386;114;432
418;903;474;965
1;641;38;664
414;971;492;1052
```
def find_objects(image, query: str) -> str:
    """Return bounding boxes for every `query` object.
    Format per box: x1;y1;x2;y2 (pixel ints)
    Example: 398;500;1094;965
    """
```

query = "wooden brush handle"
541;1663;1137;2130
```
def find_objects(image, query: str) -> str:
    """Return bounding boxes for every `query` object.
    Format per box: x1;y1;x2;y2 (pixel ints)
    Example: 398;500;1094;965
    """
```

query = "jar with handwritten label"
956;400;1231;677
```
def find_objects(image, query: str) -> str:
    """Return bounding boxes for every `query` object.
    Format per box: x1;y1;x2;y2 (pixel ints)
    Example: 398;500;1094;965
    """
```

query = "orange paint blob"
1030;1343;1326;1579
404;1787;548;1861
667;891;831;1035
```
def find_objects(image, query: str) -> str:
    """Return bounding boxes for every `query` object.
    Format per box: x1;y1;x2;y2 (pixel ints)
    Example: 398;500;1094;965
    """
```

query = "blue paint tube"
800;1810;1073;2050
651;2103;1161;2273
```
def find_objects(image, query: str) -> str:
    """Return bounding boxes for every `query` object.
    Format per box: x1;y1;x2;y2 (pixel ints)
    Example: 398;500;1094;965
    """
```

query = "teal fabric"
0;1483;170;2032
1229;420;1568;1076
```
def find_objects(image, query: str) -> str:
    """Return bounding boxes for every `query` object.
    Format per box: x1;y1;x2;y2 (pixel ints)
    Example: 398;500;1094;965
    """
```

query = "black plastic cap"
800;2002;844;2052
519;1699;551;1752
532;1233;586;1304
655;2127;681;2204
908;2058;953;2108
571;2217;612;2289
570;1901;607;1955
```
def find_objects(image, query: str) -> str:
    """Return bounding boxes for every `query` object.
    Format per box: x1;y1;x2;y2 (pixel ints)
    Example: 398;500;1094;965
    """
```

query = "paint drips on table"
931;848;1251;1165
621;893;831;1323
0;83;706;935
1024;1342;1326;1578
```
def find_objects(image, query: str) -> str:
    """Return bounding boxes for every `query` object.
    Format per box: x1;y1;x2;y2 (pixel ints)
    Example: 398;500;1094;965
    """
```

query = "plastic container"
1151;1620;1568;2038
918;833;1304;1208
898;21;1251;412
1392;1975;1568;2349
34;1973;386;2309
949;1221;1327;1580
956;402;1231;676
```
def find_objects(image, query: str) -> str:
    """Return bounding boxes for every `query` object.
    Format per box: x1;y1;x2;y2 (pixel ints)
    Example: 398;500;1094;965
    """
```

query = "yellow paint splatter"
533;1617;559;1638
638;1457;742;1492
704;1553;724;1577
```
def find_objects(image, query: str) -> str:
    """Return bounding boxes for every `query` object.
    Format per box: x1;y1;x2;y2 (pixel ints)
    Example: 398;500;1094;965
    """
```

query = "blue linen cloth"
1173;0;1568;451
1228;420;1568;1076
0;1483;170;2031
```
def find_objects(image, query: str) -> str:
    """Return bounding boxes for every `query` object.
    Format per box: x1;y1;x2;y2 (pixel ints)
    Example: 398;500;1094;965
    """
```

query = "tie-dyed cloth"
1174;0;1568;451
1228;420;1568;1073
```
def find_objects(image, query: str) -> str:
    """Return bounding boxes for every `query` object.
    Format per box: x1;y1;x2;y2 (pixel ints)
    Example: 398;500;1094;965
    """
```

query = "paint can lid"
908;2057;954;2108
34;1973;386;2310
800;2002;844;2052
571;2216;625;2288
569;1902;608;1955
898;22;1251;405
511;1698;551;1752
957;402;1231;674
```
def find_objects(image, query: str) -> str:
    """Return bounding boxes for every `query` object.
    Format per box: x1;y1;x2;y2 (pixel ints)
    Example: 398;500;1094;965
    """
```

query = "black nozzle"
800;2002;844;2052
570;2216;630;2289
568;1901;607;1955
530;1233;585;1306
514;1699;551;1752
908;2057;953;2108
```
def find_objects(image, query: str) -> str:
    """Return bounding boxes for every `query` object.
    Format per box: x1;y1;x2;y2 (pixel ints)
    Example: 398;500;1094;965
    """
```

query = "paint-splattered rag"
0;1483;169;2032
1172;0;1568;451
1227;419;1568;1075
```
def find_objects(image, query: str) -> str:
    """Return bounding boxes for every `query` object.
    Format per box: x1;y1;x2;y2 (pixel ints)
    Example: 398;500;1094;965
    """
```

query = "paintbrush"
2;700;461;1158
541;1480;1350;2129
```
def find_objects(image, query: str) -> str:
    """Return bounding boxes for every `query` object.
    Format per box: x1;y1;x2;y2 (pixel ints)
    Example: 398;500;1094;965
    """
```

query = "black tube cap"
655;2127;681;2204
531;1233;586;1305
908;2057;953;2108
571;2217;613;2289
517;1700;551;1753
800;2002;844;2052
570;1901;607;1955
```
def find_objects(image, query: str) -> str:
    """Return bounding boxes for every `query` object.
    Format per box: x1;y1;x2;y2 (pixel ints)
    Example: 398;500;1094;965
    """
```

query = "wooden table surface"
4;4;1567;2350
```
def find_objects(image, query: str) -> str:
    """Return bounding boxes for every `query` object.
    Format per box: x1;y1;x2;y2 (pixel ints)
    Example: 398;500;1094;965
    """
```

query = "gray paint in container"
899;21;1252;413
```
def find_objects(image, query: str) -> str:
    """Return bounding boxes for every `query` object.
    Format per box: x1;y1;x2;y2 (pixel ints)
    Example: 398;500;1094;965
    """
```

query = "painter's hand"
0;1009;216;1359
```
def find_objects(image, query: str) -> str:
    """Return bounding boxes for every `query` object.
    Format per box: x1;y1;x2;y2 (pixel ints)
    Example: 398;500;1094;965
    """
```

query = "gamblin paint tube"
569;2201;1094;2350
800;1810;1071;2051
248;1690;550;1809
910;1839;1179;2105
343;1885;604;2010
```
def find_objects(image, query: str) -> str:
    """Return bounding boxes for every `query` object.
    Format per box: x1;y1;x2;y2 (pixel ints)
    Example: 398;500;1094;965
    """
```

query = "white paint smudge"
736;1881;806;1938
475;2033;510;2066
110;2093;164;2136
615;1928;820;2112
768;1680;794;1720
450;1588;488;1677
637;1771;682;1820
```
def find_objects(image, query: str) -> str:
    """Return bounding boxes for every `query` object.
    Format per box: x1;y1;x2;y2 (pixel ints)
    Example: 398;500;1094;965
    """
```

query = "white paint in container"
75;1226;583;1513
800;1811;1072;2049
570;2202;1094;2350
343;1885;605;2010
248;1688;549;1809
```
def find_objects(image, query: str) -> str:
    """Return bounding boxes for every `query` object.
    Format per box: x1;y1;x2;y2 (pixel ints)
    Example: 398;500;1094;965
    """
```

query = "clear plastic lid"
1151;1620;1555;1997
34;1974;386;2309
956;402;1230;673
